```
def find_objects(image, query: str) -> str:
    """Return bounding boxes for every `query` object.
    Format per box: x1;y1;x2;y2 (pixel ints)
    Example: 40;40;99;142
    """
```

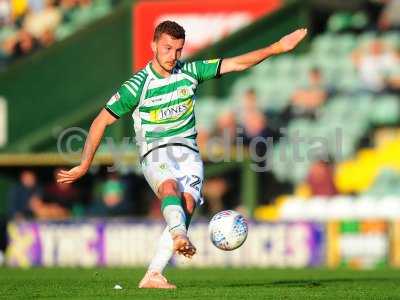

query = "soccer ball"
209;210;248;251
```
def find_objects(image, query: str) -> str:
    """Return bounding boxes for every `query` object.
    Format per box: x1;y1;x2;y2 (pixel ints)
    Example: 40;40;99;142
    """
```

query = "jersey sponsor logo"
150;102;190;122
159;103;188;120
149;100;192;122
107;92;120;106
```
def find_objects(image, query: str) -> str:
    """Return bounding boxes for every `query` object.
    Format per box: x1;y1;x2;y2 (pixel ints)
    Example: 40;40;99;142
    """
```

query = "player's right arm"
57;82;141;184
57;109;118;184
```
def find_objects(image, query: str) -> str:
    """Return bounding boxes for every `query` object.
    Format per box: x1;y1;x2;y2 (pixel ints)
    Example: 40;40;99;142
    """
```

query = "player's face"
152;33;184;72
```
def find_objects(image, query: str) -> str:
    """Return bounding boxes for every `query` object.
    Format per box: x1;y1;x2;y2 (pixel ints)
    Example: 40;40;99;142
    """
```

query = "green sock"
161;195;187;235
161;195;182;211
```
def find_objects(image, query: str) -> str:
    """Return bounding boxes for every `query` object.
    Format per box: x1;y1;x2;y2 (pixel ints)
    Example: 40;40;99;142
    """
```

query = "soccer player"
57;21;307;288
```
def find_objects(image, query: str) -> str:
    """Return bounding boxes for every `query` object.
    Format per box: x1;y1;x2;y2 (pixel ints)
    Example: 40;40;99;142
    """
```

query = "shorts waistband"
140;143;199;163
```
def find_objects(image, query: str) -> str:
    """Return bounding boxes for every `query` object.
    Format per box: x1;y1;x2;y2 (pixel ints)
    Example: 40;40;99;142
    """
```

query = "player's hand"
277;28;307;53
56;165;88;184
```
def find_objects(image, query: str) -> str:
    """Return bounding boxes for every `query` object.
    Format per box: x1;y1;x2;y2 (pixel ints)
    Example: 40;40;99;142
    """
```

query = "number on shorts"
190;175;201;191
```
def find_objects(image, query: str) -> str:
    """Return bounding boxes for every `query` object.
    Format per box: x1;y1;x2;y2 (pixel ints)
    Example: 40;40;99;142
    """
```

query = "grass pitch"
1;267;400;299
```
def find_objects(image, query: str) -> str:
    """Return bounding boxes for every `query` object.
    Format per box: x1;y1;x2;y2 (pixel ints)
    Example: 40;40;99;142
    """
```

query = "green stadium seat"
382;31;400;48
55;23;77;40
200;32;400;186
287;119;313;137
230;76;256;101
195;97;221;131
0;26;17;44
312;33;337;53
92;0;112;18
371;95;400;125
70;6;98;28
363;169;400;197
357;32;378;47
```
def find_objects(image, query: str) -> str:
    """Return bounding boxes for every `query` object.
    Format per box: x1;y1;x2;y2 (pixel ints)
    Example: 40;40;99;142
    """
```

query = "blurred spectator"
202;111;241;215
199;109;238;155
281;68;330;123
29;0;45;13
202;177;228;214
236;89;261;124
214;110;237;145
242;110;267;139
11;0;29;23
29;195;70;220
196;127;210;152
59;0;78;23
240;100;281;205
241;110;278;145
12;29;40;59
23;0;61;44
7;169;42;220
378;0;400;31
0;0;12;26
352;39;400;93
148;195;162;220
241;110;277;176
242;89;258;111
32;168;81;219
0;27;18;69
0;0;118;69
39;28;55;47
306;160;338;196
88;172;130;217
79;0;93;8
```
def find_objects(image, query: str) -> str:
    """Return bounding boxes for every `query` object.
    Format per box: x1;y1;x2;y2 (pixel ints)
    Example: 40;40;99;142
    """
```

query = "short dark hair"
153;20;185;41
310;67;321;75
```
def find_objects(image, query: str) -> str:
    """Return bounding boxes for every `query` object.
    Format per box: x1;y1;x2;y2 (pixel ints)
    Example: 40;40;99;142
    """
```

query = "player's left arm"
220;28;307;75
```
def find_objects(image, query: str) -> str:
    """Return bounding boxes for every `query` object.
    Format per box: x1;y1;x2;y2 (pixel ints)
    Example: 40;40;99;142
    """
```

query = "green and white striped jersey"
105;59;222;158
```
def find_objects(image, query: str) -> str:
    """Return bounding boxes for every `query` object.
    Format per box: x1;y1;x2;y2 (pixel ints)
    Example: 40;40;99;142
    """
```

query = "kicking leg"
158;180;196;258
146;191;196;273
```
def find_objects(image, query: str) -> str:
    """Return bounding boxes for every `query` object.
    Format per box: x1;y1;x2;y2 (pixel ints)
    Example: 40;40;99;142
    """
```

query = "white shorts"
141;146;204;205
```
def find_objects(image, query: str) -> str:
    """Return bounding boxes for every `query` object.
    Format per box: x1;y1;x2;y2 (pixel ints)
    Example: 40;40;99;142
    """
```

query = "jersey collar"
146;61;182;80
147;62;164;79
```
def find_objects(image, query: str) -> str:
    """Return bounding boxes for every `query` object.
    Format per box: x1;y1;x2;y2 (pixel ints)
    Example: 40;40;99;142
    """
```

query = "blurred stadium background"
1;0;400;273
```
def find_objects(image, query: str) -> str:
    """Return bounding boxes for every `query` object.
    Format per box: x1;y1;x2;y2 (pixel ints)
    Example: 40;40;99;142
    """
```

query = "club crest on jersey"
107;92;120;106
177;86;190;99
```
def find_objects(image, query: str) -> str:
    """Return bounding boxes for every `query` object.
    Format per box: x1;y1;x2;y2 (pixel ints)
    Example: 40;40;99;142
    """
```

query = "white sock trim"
162;204;187;236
